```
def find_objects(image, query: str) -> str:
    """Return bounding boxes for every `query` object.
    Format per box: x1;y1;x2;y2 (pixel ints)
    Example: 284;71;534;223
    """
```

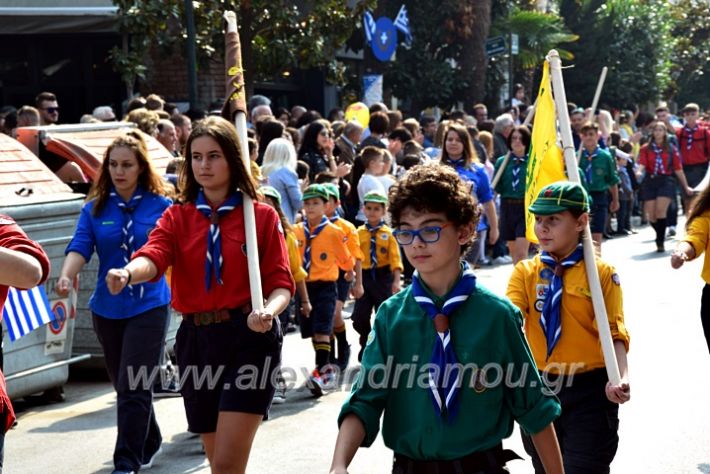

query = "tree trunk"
460;0;491;111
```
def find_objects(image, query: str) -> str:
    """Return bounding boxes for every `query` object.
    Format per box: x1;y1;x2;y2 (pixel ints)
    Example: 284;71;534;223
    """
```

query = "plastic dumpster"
0;133;89;399
16;123;180;369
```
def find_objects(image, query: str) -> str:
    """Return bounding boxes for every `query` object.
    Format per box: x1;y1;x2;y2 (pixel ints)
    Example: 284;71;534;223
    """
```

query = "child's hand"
605;380;630;404
671;250;688;269
247;310;274;333
351;283;364;299
300;300;312;318
55;276;72;298
391;281;401;295
344;270;354;282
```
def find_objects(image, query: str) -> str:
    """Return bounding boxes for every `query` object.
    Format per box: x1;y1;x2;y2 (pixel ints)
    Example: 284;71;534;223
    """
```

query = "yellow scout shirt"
506;255;630;375
357;224;404;271
331;217;365;262
682;211;710;284
285;231;307;283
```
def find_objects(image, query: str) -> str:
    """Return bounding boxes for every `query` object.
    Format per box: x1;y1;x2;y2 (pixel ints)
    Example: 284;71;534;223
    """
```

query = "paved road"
7;220;710;473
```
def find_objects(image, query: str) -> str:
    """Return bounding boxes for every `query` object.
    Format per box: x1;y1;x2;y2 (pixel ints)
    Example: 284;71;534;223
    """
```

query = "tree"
110;0;376;100
559;0;674;108
667;0;710;107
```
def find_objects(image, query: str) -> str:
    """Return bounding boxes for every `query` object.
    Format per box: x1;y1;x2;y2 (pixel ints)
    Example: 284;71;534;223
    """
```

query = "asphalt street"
7;218;710;474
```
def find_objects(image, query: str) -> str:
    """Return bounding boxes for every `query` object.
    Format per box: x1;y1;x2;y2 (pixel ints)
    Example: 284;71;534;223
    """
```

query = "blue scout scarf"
303;216;329;273
195;189;242;291
110;187;144;298
651;142;666;176
411;262;477;420
365;220;384;278
511;154;527;192
581;147;599;185
539;244;584;359
684;124;698;151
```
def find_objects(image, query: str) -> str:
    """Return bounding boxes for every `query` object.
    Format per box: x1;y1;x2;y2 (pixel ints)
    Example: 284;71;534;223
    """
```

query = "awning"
0;134;76;206
0;0;118;34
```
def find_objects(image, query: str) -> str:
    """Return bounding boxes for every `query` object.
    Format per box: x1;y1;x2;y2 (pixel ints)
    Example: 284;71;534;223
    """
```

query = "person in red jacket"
106;116;295;474
0;214;50;472
677;103;710;211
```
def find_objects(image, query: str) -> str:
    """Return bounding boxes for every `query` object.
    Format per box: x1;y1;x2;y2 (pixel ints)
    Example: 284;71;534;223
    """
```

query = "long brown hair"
687;186;710;229
88;130;167;215
179;116;259;202
440;122;479;168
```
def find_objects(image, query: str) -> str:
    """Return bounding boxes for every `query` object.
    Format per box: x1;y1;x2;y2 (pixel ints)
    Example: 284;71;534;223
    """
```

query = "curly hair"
388;162;480;254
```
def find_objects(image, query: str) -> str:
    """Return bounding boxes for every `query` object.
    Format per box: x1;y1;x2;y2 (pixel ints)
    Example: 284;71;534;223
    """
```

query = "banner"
525;60;567;242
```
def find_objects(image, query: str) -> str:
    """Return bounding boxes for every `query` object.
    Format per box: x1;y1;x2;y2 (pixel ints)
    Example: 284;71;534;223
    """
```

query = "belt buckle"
197;312;213;326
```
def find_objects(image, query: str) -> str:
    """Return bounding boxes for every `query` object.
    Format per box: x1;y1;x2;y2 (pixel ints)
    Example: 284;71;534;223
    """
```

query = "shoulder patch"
366;331;376;346
277;221;284;234
380;233;389;240
612;273;620;285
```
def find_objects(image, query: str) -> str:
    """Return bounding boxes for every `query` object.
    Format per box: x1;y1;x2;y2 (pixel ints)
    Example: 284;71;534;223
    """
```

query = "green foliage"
110;0;375;93
668;0;710;107
559;0;674;107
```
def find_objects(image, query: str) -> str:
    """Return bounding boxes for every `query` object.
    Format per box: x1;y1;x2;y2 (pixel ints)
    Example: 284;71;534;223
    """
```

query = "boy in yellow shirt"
506;181;630;473
293;184;354;396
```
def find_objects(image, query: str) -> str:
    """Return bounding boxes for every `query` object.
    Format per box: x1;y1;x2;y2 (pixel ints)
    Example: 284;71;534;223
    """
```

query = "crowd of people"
3;85;710;474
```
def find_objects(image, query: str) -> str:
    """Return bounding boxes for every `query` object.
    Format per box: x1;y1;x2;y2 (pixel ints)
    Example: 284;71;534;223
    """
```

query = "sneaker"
272;378;287;404
112;470;136;474
307;370;325;398
320;370;338;390
140;446;162;470
493;255;513;265
667;226;676;237
656;242;665;253
342;311;352;320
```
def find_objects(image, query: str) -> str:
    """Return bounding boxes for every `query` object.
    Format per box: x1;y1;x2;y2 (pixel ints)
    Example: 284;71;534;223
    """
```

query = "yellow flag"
525;60;567;243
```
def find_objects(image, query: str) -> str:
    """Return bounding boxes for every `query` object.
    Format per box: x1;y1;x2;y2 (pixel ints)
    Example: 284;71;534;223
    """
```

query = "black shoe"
656;243;665;253
337;343;351;371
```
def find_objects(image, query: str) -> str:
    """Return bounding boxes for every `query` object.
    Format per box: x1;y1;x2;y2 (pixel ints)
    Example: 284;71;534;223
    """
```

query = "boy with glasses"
331;163;563;474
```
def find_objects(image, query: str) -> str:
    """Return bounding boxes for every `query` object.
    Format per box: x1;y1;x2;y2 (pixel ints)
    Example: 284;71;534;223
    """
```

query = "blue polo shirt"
449;160;494;231
65;191;171;319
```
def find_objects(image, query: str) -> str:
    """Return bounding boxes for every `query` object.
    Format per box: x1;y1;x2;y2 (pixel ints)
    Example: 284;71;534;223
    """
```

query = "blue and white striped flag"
394;5;413;46
2;286;56;341
363;11;376;45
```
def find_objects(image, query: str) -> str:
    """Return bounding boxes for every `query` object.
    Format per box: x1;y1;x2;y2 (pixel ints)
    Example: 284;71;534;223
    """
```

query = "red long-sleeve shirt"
676;126;710;166
134;201;295;313
0;214;51;432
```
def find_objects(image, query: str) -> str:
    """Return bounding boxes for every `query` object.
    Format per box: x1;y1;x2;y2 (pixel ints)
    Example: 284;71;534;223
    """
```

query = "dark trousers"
616;199;631;232
522;369;619;474
352;269;393;353
700;285;710;354
93;305;169;471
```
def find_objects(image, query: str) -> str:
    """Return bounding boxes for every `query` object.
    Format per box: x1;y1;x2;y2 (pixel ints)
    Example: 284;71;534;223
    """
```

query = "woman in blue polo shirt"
56;131;171;474
439;122;499;264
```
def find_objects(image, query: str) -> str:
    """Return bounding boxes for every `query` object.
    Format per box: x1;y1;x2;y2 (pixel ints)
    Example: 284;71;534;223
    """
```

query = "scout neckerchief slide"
539;243;584;359
303;215;329;273
111;186;144;299
411;262;476;421
196;189;242;290
366;220;384;278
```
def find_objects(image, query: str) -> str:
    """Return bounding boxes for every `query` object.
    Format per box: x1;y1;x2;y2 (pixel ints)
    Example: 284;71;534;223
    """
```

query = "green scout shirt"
338;277;561;461
579;147;620;193
494;154;528;199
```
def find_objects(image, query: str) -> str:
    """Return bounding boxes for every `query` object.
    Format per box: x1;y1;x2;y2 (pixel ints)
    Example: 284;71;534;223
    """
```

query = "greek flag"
363;11;376;44
2;286;56;341
394;5;413;45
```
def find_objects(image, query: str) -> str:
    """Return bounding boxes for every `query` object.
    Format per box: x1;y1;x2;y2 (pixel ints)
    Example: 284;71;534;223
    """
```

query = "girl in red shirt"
106;117;294;473
637;121;693;252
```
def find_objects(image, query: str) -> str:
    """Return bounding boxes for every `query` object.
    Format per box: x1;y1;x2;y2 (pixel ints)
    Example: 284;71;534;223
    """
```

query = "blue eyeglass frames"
393;223;451;245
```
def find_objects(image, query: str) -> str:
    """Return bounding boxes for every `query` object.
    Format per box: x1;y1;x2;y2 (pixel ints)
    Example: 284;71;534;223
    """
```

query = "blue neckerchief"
581;147;599;184
684;124;698;151
411;262;477;421
110;187;144;299
365;220;384;278
511;153;527;192
303;216;329;273
539;244;584;359
195;189;242;291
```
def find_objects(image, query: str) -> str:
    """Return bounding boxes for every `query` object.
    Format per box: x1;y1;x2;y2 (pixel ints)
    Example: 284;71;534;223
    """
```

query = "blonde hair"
261;138;297;177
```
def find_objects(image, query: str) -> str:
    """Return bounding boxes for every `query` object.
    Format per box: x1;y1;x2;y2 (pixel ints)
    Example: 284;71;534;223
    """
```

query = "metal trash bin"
0;134;88;399
16;123;180;369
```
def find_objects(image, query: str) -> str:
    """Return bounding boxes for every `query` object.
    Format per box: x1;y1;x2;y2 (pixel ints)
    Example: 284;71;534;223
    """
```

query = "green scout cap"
322;182;340;201
363;191;388;205
260;186;282;205
302;184;329;202
528;181;590;215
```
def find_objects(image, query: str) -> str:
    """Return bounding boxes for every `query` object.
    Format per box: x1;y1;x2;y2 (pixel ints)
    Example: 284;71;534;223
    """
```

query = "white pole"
225;12;264;312
576;66;608;160
491;99;538;188
547;50;621;385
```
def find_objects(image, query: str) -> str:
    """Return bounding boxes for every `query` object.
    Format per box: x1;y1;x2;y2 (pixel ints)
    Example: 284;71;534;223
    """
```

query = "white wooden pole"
491;98;538;188
547;50;621;385
576;66;608;160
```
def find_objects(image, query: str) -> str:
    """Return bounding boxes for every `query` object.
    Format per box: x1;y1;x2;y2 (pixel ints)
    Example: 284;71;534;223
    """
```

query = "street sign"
486;36;507;57
511;33;519;55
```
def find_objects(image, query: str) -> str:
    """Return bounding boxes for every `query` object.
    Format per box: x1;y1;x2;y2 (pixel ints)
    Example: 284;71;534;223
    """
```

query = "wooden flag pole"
576;66;608;160
547;50;621;386
224;11;264;312
491;98;538;188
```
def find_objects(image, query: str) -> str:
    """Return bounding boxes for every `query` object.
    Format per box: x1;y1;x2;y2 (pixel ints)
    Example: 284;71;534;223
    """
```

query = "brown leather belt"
183;304;252;326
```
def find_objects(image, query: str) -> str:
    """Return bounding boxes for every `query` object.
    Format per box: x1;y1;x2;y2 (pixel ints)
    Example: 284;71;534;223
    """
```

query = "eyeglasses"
42;107;59;114
393;223;451;245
